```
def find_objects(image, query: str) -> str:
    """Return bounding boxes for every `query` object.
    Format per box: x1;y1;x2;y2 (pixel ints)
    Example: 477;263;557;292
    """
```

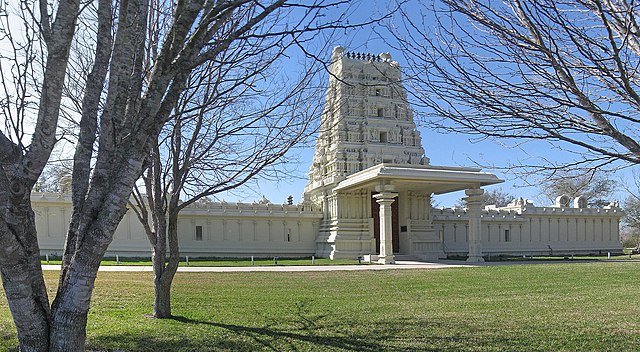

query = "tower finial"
332;46;346;61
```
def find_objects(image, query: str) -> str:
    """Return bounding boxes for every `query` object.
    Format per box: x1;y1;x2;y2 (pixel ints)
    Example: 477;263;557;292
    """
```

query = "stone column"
465;188;485;262
373;191;398;264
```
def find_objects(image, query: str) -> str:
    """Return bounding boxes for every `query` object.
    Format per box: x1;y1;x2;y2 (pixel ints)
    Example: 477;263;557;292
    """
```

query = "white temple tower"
305;46;429;186
304;46;502;262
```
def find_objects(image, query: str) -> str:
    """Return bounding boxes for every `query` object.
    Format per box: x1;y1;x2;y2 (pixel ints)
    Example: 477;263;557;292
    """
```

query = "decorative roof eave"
333;163;503;194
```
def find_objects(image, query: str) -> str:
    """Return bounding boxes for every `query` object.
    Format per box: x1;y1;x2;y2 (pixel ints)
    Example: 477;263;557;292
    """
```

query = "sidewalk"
41;258;620;273
41;260;475;273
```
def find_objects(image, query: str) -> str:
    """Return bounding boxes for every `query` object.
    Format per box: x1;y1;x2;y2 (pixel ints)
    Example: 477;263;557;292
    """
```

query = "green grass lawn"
1;262;639;351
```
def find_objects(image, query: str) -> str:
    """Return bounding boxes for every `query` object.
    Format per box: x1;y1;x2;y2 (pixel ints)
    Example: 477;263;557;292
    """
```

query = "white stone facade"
32;191;622;259
305;46;428;191
434;201;622;257
34;192;323;258
303;47;504;262
31;46;623;261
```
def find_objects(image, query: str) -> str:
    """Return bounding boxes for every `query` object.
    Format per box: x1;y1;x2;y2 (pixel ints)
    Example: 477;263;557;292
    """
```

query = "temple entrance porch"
325;163;501;263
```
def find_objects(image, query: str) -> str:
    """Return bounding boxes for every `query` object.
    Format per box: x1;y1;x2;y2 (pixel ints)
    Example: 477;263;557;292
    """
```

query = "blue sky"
3;1;633;207
218;0;637;208
219;49;539;205
240;118;553;207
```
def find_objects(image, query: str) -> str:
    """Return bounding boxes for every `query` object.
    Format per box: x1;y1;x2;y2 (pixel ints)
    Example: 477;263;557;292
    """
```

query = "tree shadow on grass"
170;315;392;352
88;310;526;352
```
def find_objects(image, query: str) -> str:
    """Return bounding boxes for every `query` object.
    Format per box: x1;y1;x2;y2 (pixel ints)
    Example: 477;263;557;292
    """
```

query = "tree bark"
152;242;170;318
153;273;172;318
1;0;343;349
0;206;50;352
152;206;180;318
0;0;80;348
152;247;180;319
49;238;104;351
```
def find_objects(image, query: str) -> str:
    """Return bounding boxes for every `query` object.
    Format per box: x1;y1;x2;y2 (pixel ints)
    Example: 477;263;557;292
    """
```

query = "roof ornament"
258;195;271;205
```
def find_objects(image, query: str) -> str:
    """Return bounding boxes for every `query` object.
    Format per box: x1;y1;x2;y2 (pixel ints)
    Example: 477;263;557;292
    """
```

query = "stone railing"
431;204;622;221
182;200;322;216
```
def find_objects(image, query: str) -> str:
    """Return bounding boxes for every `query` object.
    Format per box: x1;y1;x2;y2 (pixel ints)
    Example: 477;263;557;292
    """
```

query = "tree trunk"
153;274;172;318
0;0;80;348
0;201;51;351
49;267;97;351
151;203;170;318
49;223;113;351
152;245;180;318
49;290;91;351
0;259;50;352
152;207;180;318
152;244;171;318
49;272;95;352
153;256;180;318
0;266;50;352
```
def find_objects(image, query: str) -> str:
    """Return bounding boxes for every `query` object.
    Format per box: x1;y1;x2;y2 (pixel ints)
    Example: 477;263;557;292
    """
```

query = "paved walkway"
41;258;628;273
41;260;476;273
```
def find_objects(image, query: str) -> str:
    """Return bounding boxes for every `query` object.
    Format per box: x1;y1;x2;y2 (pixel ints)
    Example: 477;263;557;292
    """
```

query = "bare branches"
123;0;388;319
0;131;20;164
392;0;640;174
539;169;615;206
0;1;45;153
71;0;113;208
38;0;51;42
0;0;80;348
19;0;80;187
0;0;395;345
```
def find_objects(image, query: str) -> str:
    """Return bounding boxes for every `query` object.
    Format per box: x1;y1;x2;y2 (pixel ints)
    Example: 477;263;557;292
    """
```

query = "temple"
302;46;502;262
31;47;623;263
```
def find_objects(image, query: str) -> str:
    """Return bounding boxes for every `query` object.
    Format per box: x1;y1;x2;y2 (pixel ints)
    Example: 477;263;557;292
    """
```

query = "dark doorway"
371;194;400;253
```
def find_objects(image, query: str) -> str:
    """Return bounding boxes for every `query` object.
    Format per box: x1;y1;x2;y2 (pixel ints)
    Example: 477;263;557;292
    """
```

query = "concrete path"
41;260;475;273
41;258;624;273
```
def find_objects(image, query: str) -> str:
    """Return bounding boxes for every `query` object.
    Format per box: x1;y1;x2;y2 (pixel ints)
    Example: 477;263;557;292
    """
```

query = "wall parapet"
432;204;622;221
516;206;622;217
181;202;323;219
31;192;324;218
184;200;321;213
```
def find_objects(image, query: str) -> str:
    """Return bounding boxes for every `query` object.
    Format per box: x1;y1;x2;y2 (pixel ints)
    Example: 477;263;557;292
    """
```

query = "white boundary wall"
33;192;622;259
33;193;323;258
432;205;622;256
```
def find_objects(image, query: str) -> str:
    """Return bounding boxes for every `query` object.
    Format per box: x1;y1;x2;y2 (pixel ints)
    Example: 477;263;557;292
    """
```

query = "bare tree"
622;170;640;244
0;0;370;350
455;187;515;207
390;0;640;175
540;170;615;207
34;159;73;192
1;0;80;349
129;30;325;318
623;196;640;230
483;188;516;207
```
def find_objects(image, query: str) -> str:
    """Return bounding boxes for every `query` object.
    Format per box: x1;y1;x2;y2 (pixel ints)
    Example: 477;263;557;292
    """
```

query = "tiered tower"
303;46;432;259
304;46;428;194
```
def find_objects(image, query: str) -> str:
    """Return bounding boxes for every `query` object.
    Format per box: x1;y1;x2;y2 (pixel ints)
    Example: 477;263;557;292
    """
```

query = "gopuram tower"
303;46;501;263
305;47;429;183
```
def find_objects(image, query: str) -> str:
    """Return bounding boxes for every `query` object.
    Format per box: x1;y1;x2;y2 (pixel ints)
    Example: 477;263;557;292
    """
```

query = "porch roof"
334;163;502;194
